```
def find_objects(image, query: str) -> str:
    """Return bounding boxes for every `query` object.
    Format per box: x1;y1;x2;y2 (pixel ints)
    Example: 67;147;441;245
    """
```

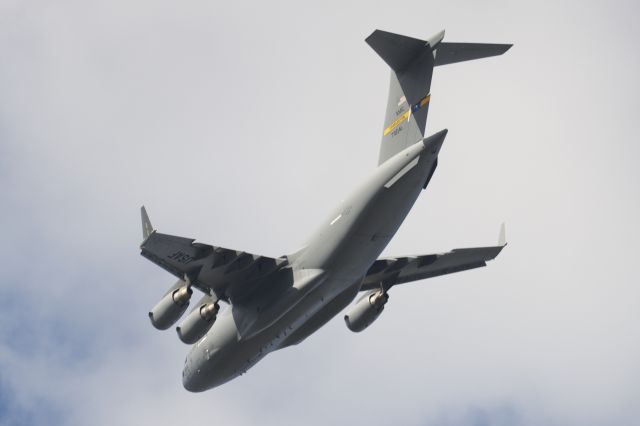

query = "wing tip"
141;205;155;241
499;44;514;55
498;222;507;247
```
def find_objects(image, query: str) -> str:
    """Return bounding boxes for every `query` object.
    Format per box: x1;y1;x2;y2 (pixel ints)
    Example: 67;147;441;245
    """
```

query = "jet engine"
149;283;192;330
344;290;389;332
176;295;220;344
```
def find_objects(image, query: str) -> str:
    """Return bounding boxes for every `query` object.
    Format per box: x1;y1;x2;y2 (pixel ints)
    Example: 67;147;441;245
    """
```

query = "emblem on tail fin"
383;94;430;136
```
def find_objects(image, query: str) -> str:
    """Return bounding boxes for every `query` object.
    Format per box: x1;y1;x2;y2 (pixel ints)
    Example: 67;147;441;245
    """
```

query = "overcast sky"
1;0;639;425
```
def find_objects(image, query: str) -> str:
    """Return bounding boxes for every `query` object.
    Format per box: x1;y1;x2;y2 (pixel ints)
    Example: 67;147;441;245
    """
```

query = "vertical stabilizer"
366;30;442;165
366;30;512;166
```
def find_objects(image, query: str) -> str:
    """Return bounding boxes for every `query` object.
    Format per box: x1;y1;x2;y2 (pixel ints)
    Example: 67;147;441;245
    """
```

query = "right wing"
361;224;507;291
139;207;287;302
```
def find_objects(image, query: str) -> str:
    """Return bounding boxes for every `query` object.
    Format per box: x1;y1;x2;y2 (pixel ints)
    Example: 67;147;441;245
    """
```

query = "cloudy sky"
1;0;639;425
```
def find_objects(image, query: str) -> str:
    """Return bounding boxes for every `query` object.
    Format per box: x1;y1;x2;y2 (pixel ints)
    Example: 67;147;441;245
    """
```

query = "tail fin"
366;30;439;165
366;29;512;165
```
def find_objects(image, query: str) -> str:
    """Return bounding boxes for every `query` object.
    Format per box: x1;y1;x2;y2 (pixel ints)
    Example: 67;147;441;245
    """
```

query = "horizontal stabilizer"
366;29;443;73
435;42;512;66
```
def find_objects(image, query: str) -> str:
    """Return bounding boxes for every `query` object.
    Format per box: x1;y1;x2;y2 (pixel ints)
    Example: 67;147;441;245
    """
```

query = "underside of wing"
362;225;507;291
139;208;287;302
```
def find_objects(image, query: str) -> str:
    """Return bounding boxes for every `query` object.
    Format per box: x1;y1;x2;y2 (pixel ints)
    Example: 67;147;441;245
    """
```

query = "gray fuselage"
182;133;444;391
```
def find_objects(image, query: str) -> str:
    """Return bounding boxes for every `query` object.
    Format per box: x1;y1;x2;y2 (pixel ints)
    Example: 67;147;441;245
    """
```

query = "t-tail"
366;29;512;165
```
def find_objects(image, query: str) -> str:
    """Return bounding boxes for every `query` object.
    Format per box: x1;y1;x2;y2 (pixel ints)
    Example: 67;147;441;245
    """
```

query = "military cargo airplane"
140;29;511;392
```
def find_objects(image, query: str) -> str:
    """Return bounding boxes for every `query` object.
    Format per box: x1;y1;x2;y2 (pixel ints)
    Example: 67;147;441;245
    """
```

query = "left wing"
139;207;287;302
362;224;506;291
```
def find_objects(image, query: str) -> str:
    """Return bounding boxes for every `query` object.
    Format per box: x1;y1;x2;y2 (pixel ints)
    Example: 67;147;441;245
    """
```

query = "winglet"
141;206;154;241
498;222;507;247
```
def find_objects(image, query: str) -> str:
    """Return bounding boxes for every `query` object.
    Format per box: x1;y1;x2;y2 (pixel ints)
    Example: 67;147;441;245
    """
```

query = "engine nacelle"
148;284;192;330
344;290;389;333
176;296;220;344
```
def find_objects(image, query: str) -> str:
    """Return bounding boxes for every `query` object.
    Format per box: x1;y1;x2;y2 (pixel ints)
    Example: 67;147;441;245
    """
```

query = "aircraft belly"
297;140;437;279
355;159;428;239
192;274;359;390
325;154;436;279
231;268;326;340
279;279;361;347
192;143;439;391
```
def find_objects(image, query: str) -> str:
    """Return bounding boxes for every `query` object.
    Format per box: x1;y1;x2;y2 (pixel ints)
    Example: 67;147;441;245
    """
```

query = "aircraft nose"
182;354;208;393
182;367;201;392
182;369;191;391
182;374;196;392
183;373;209;393
182;358;191;389
182;356;198;392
